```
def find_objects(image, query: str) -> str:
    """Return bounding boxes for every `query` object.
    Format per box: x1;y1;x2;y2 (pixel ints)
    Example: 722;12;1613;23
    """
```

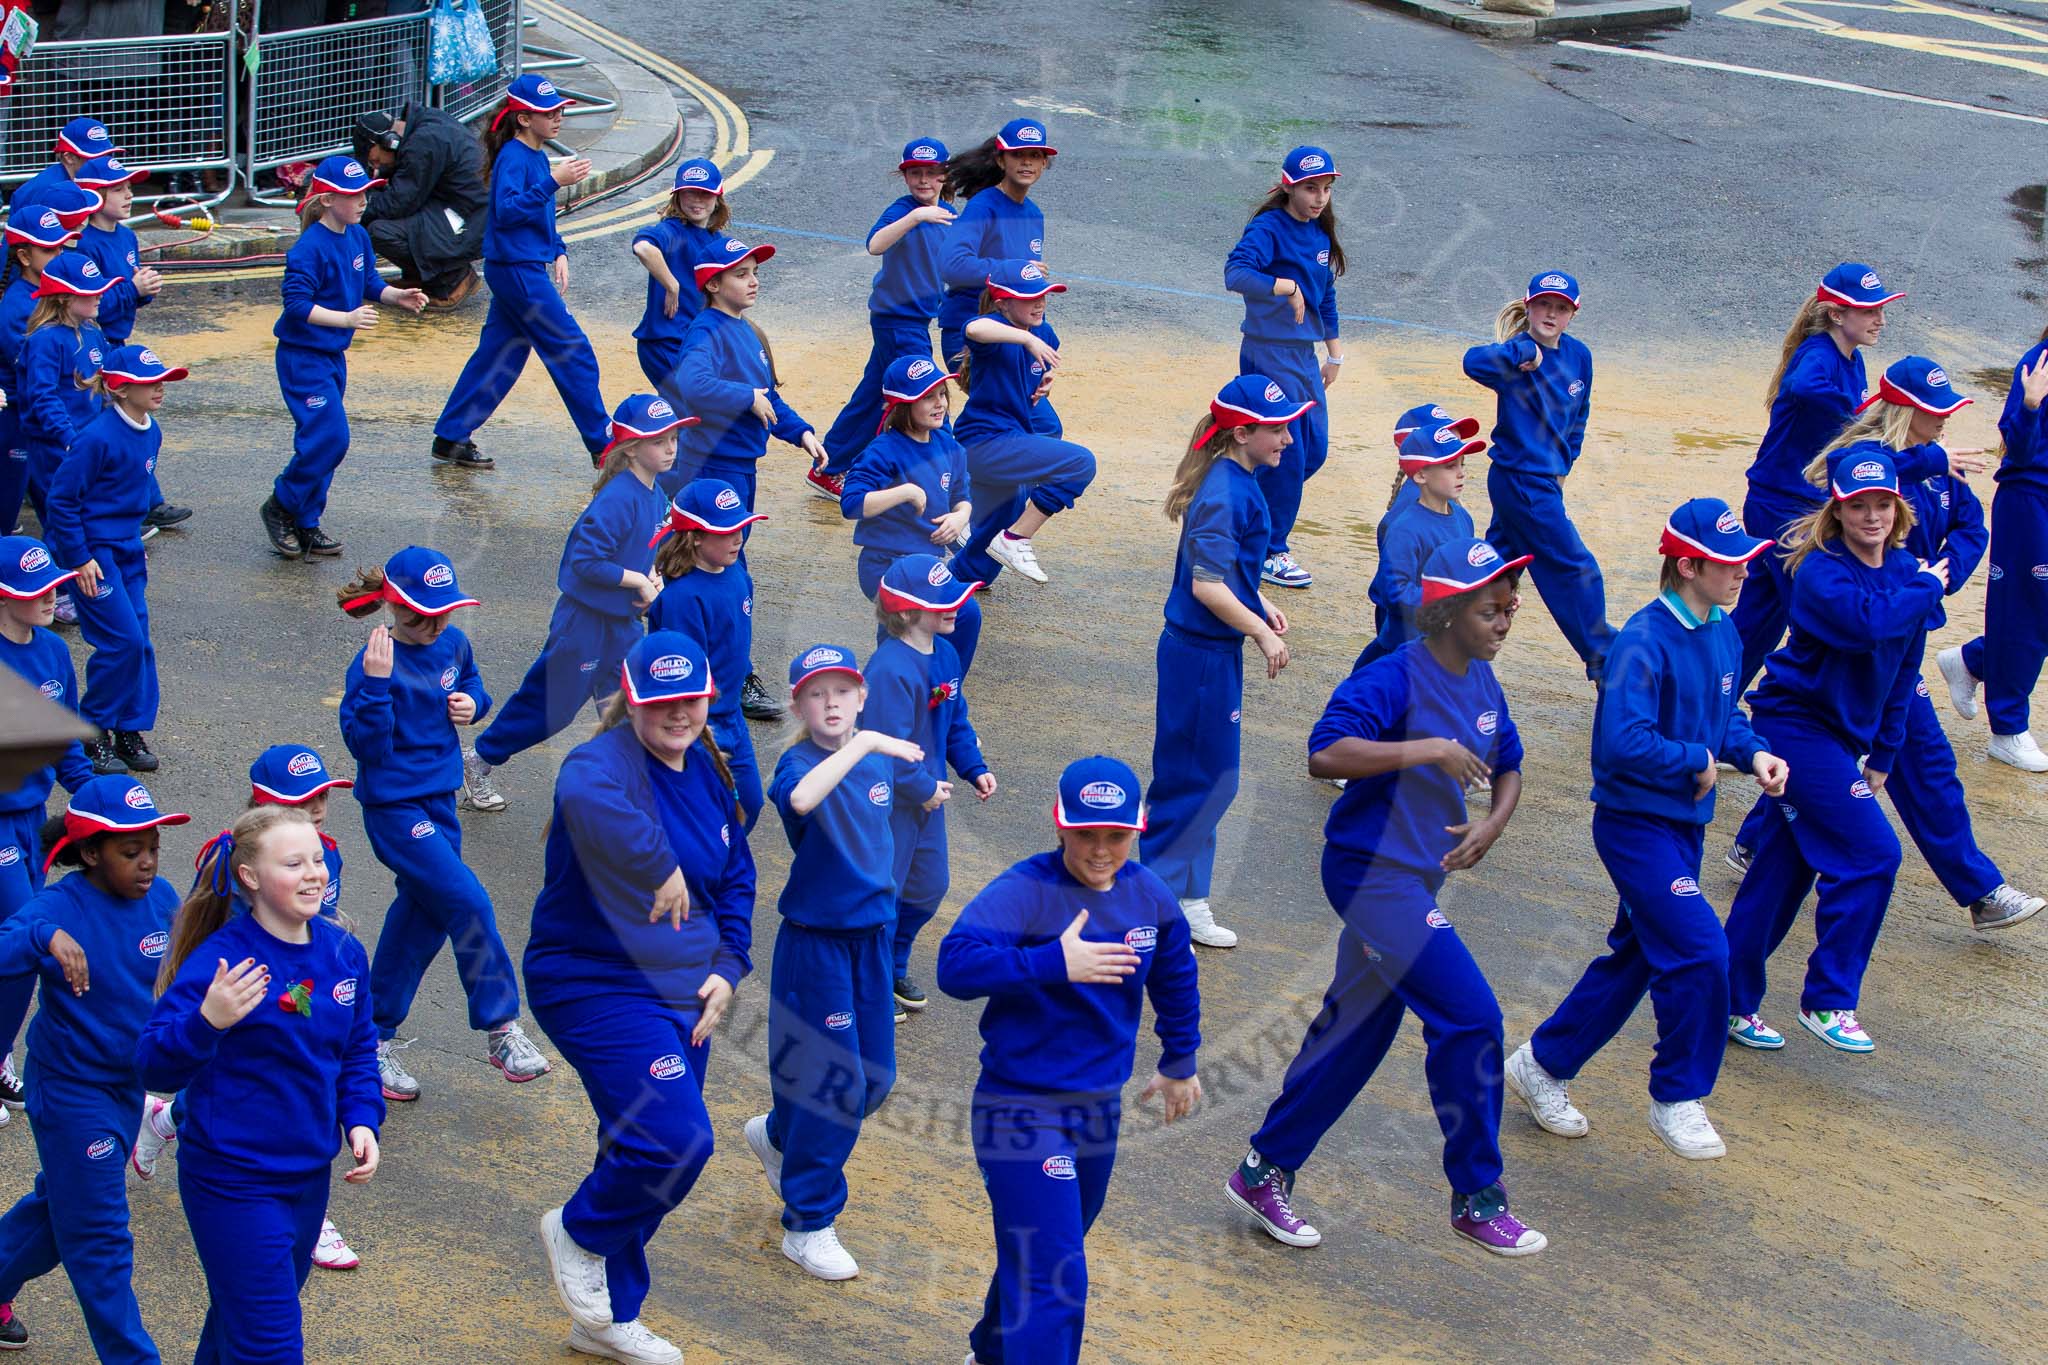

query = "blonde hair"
161;806;315;994
24;295;79;337
297;190;335;226
1801;403;1917;489
661;192;729;231
875;598;920;638
1493;298;1530;343
1165;417;1238;523
590;437;655;496
1779;493;1916;578
1765;296;1847;412
594;694;744;824
1387;469;1411;512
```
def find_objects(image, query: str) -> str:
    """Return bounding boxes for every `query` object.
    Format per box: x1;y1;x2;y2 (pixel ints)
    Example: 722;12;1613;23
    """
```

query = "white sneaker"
1504;1043;1587;1137
1725;844;1752;875
1937;646;1980;719
1179;898;1237;949
783;1225;859;1280
312;1217;360;1270
987;532;1048;584
1988;731;2048;773
0;1104;9;1128
743;1113;783;1199
461;746;507;811
1972;883;2046;932
1648;1098;1725;1159
540;1206;613;1328
131;1095;176;1178
568;1319;684;1364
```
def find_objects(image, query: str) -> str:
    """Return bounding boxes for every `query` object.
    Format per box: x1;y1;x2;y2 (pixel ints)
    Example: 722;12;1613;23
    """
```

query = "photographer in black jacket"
352;101;488;308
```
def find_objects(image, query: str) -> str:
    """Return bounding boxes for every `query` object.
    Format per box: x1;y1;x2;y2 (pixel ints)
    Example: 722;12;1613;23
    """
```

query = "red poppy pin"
927;684;948;711
278;979;314;1017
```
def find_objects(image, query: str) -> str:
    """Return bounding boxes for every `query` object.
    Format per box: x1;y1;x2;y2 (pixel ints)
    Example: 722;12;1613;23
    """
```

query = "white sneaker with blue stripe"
1799;1008;1874;1053
1261;551;1313;588
1727;1013;1784;1050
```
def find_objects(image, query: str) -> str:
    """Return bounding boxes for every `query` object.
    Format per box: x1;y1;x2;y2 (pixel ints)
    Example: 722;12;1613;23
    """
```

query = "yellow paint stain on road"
1723;0;2048;80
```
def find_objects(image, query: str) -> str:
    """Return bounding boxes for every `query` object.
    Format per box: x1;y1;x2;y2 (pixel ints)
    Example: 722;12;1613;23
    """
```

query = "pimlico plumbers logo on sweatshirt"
1124;925;1157;953
139;931;168;958
439;666;458;690
332;977;358;1006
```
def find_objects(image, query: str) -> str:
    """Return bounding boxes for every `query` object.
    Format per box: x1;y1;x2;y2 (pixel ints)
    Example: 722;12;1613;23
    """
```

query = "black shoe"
143;502;192;530
0;1300;26;1349
299;524;344;557
259;495;303;559
84;734;125;776
740;672;783;722
431;436;494;469
893;975;927;1012
114;731;159;773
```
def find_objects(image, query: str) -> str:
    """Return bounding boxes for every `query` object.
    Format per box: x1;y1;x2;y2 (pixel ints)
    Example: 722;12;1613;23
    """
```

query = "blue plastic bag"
429;0;497;85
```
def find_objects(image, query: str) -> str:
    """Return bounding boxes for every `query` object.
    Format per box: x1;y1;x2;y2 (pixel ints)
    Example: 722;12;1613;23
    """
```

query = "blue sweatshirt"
1995;342;2048;496
673;309;812;469
1163;457;1269;644
0;626;93;813
860;635;988;809
137;912;383;1177
938;186;1044;338
339;627;492;805
936;851;1200;1096
0;277;35;397
767;738;896;931
525;725;755;1009
1369;497;1474;655
17;319;105;448
632;217;720;342
274;219;388;353
44;404;154;567
955;315;1061;444
1901;471;1987;633
483;139;568;266
75;221;149;344
1224;208;1340;346
1314;641;1523;880
1591;595;1762;823
557;473;667;618
1748;546;1941;769
8;165;71;215
841;427;972;557
867;195;948;322
0;872;177;1086
647;563;752;732
1462;332;1592;477
1746;333;1864;509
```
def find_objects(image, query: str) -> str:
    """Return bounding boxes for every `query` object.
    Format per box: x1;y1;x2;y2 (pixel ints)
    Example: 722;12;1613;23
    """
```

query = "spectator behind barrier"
352;101;488;308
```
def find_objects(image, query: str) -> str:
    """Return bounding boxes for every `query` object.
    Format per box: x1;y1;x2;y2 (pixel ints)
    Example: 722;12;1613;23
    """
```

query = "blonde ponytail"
1493;298;1530;343
1764;297;1845;412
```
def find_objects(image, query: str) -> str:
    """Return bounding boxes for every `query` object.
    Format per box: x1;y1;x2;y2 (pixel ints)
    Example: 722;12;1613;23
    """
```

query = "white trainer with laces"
987;532;1048;584
783;1224;859;1280
743;1113;783;1198
1972;883;2046;932
1179;898;1237;949
1504;1042;1587;1137
540;1206;613;1329
488;1021;552;1081
568;1318;683;1364
1261;551;1313;588
377;1037;421;1101
1936;646;1980;719
460;746;507;811
1988;731;2048;773
132;1095;177;1178
1648;1098;1726;1159
312;1218;359;1270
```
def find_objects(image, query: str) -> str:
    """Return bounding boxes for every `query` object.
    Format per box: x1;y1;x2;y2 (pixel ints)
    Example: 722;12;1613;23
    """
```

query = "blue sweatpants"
22;436;62;528
1725;711;1902;1016
708;711;763;833
473;602;640;768
436;260;611;456
360;793;521;1040
0;808;44;1058
1962;482;2048;735
1485;464;1616;681
75;540;158;732
889;803;948;979
0;411;24;536
1140;627;1243;902
1249;849;1506;1193
966;1089;1120;1365
859;545;983;676
950;432;1095;586
1729;490;1809;692
822;314;939;475
764;921;895;1232
1530;809;1727;1102
0;1068;156;1364
181;1156;327;1365
272;344;350;529
1241;338;1329;559
534;992;714;1325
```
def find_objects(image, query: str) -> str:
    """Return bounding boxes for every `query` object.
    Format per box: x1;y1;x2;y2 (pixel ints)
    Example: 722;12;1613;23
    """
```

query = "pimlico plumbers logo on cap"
344;159;366;178
649;654;693;682
80;260;101;279
908;359;936;381
801;646;843;670
1434;426;1457;445
1020;261;1046;281
1264;381;1284;402
648;398;674;418
724;237;746;252
1539;273;1569;290
1077;780;1125;808
1928;365;1949;387
19;545;49;573
1861;270;1881;289
1299;153;1326;171
1466;543;1499;568
422;563;454;588
926;561;951;586
682;164;709;181
535;79;558;97
714;488;742;510
124;785;154;811
912;144;938;160
1715;510;1741;533
287;752;321;777
1014;124;1043;142
1851;459;1886;482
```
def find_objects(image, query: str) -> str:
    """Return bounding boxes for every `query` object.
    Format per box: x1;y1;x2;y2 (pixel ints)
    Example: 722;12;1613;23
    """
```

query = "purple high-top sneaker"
1450;1183;1547;1256
1225;1151;1322;1247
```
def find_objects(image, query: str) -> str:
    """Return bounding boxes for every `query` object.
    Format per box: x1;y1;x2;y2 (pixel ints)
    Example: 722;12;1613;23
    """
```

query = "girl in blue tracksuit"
1948;342;2048;774
433;75;609;469
138;803;384;1365
937;755;1201;1365
1141;375;1306;952
631;156;731;364
465;394;691;809
647;477;768;829
841;354;982;671
335;546;549;1096
1224;145;1346;590
939;119;1053;369
1463;271;1615;683
16;250;109;529
265;155;428;559
0;775;184;1362
820;138;954;482
1226;537;1548;1257
0;210;74;538
743;644;922;1283
1731;264;1900;690
863;554;993;1014
0;537;93;1112
46;343;186;778
529;631;754;1365
1354;408;1481;672
1723;448;1947;1055
1508;500;1784;1163
950;262;1096;588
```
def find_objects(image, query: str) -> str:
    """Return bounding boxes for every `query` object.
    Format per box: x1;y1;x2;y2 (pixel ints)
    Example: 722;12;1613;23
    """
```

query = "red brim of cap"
1523;290;1580;307
1855;377;1970;417
1831;480;1900;502
881;374;959;407
987;281;1067;300
1816;284;1906;309
252;777;354;802
309;177;387;195
898;159;947;171
3;226;76;247
680;509;768;535
789;665;863;694
1658;525;1771;564
382;582;479;617
599;414;699;456
878;579;981;613
55;137;124;157
1399;437;1486;471
32;277;118;299
995;139;1058;156
694;244;776;284
1279;170;1340;185
68;807;192;837
104;367;190;386
1419;553;1534;604
672;183;724;196
1051;798;1145;832
0;568;80;599
77;170;149;189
